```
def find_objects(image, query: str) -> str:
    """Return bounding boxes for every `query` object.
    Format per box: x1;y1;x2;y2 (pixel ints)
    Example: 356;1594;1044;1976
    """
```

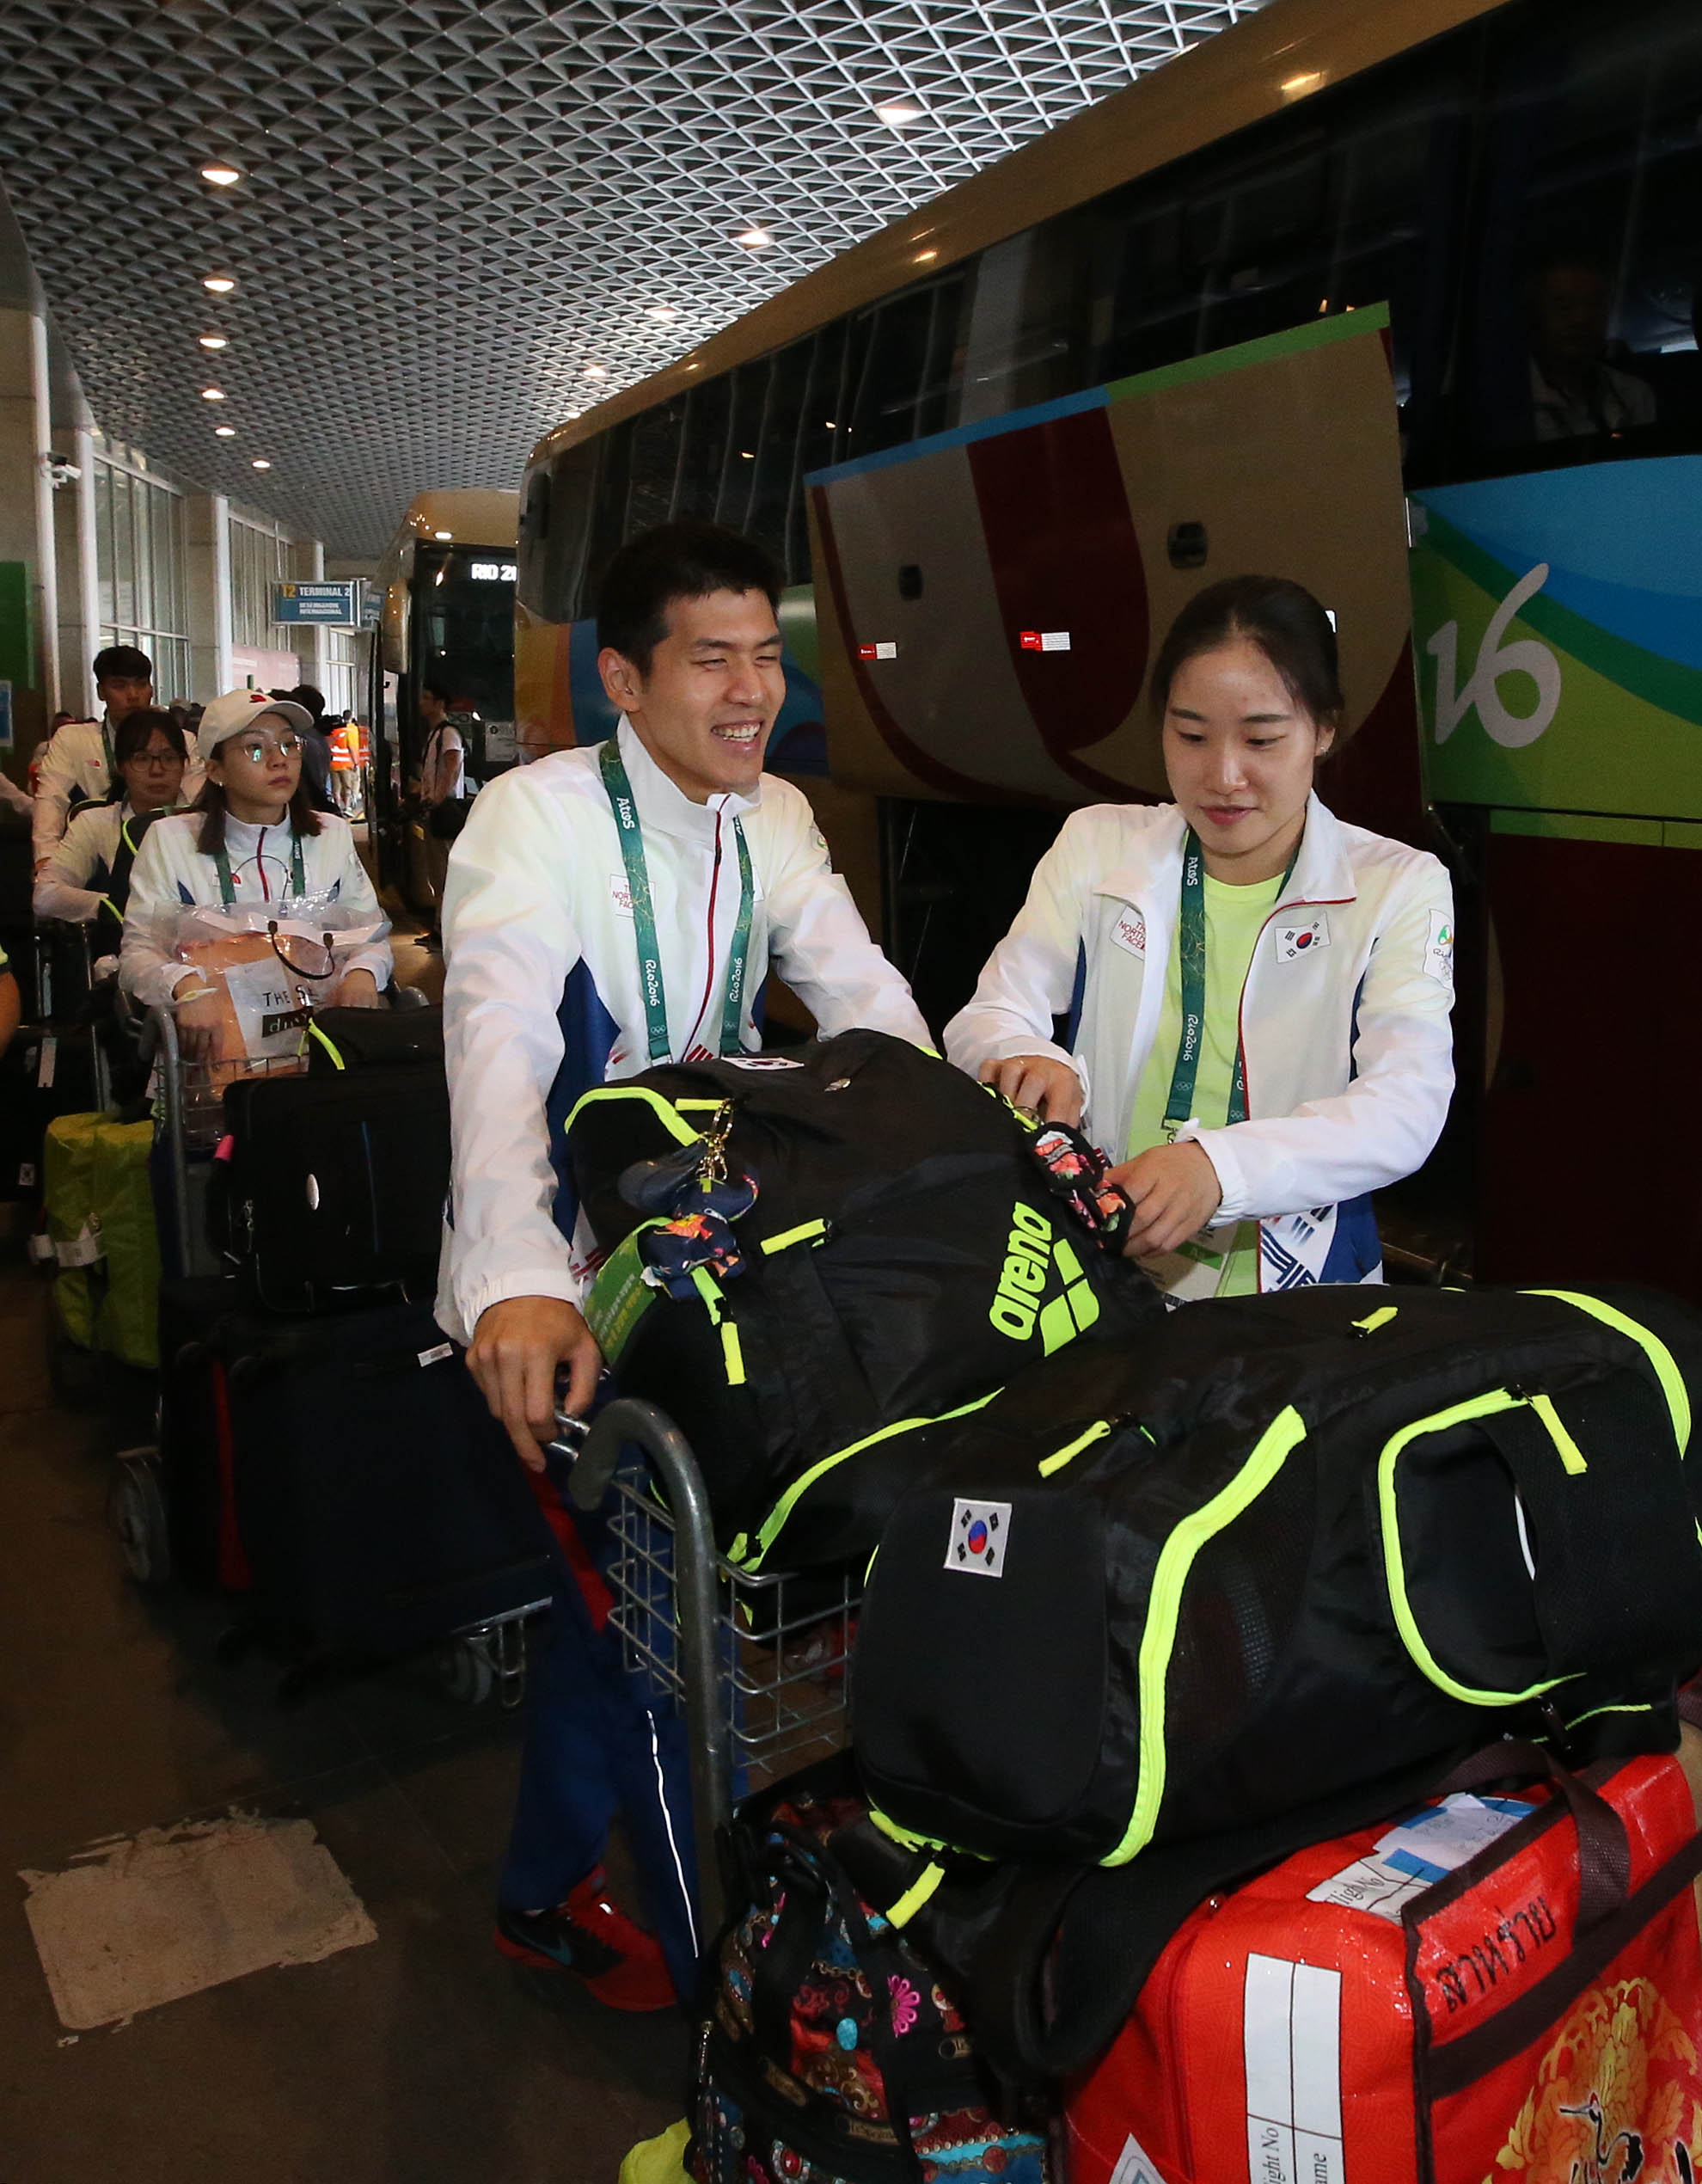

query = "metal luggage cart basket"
561;1399;862;1917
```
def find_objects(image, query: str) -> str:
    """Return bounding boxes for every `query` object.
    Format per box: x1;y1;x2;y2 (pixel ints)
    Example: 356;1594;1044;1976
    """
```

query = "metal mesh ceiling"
0;0;1266;556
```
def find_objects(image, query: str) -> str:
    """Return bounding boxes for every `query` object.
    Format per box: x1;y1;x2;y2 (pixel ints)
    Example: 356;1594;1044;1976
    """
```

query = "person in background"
34;709;189;948
1528;252;1656;441
32;646;204;865
442;520;929;2011
119;689;392;1028
948;576;1455;1300
418;678;469;927
269;684;335;810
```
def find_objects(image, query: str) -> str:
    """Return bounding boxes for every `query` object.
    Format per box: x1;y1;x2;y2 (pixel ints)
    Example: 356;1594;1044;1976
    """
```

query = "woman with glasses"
34;709;190;950
119;689;393;1028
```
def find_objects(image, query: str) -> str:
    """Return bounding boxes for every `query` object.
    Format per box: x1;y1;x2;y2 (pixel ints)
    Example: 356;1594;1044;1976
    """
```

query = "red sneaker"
494;1869;676;2011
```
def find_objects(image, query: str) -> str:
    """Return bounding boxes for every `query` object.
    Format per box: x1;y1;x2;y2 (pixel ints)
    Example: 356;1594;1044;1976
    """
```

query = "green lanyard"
213;828;307;909
1161;828;1300;1138
599;737;755;1063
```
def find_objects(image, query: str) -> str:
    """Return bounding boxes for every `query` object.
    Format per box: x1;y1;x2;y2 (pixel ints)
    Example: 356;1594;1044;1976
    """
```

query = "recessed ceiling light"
823;420;836;429
583;365;607;379
433;529;453;540
214;425;236;438
875;101;925;126
737;227;773;249
200;163;242;186
199;334;228;350
251;458;271;469
740;450;755;460
646;305;678;322
200;387;227;401
202;273;236;293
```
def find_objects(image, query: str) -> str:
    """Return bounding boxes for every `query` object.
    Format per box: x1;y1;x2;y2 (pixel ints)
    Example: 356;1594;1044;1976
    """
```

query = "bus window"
585;417;634;605
846;275;970;454
958;225;1086;422
789;320;851;574
676;375;732;525
745;337;814;574
628;397;687;533
715;358;772;531
1465;0;1702;457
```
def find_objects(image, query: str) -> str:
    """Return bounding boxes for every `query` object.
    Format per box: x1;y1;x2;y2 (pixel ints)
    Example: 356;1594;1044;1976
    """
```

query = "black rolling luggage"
217;1064;449;1308
212;1297;553;1660
156;1273;248;1590
0;1021;102;1200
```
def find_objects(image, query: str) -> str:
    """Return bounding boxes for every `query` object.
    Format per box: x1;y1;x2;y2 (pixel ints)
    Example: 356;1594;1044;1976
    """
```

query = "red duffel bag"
1067;1745;1702;2184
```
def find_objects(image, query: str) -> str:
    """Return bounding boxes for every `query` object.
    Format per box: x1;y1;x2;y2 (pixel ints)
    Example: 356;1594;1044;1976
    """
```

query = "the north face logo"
989;1202;1101;1353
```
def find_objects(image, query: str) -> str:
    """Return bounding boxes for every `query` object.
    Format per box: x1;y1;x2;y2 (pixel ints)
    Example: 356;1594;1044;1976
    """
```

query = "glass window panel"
627;396;686;532
715;359;772;531
675;377;732;525
95;466;113;630
110;467;135;632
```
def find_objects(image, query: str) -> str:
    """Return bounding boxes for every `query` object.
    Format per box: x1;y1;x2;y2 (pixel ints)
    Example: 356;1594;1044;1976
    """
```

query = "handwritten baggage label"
1244;1955;1344;2184
1307;1794;1534;1923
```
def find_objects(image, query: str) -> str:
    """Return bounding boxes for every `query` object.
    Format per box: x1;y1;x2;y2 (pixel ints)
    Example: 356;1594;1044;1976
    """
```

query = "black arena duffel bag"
854;1280;1702;1868
566;1029;1163;1562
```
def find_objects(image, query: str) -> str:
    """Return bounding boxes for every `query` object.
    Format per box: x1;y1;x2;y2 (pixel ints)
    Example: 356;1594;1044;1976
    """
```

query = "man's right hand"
978;1052;1085;1129
468;1294;603;1471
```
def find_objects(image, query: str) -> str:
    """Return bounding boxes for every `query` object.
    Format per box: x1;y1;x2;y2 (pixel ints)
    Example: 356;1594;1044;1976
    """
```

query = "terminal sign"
272;580;361;626
468;561;517;582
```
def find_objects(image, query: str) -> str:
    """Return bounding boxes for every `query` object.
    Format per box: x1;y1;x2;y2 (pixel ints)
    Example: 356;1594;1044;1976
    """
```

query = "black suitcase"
156;1273;249;1590
0;1021;101;1200
306;1003;443;1071
218;1298;554;1661
217;1064;449;1308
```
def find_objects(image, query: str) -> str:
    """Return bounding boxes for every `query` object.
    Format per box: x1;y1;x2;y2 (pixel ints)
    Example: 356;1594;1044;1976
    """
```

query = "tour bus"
511;0;1702;1298
370;488;519;902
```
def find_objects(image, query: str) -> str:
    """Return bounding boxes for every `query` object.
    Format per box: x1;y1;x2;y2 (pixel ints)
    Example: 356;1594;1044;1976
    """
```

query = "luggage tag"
619;1101;759;1300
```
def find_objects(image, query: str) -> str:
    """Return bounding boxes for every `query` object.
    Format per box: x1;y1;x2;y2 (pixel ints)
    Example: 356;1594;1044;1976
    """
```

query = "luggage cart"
560;1398;863;1925
115;999;552;1709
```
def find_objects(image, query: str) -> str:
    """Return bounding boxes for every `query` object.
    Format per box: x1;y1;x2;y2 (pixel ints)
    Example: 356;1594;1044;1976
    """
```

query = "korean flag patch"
947;1498;1011;1576
1275;912;1330;962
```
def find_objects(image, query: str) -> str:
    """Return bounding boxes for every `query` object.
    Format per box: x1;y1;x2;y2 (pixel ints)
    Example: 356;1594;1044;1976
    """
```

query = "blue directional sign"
272;580;360;626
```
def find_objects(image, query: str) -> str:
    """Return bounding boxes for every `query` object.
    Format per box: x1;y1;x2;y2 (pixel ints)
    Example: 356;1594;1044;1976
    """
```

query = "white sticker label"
1040;630;1071;653
1108;2132;1166;2184
1423;907;1455;986
1243;1955;1344;2184
1307;1793;1532;1923
859;641;897;660
417;1342;454;1367
1111;908;1147;958
1274;914;1330;963
946;1498;1010;1575
721;1055;805;1071
18;1160;35;1188
609;870;634;919
55;1218;104;1268
37;1034;57;1089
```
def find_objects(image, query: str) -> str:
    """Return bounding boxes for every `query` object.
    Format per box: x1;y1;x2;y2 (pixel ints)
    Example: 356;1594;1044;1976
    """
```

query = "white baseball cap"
197;688;314;766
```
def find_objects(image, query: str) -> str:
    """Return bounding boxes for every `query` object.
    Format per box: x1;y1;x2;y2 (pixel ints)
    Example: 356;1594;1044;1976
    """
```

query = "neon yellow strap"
564;1083;701;1149
689;1265;722;1322
721;1319;745;1387
734;1388;1004;1572
99;895;124;925
868;1804;950;1856
760;1218;830;1255
308;1021;346;1071
1108;1404;1309;1866
1378;1389;1574;1709
884;1862;946;1929
1038;1420;1112;1477
1528;1289;1691;1455
1529;1391;1587;1475
1353;1305;1398;1334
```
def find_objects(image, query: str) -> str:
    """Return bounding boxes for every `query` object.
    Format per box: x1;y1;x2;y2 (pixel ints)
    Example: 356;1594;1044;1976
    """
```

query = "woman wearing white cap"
119;689;394;1030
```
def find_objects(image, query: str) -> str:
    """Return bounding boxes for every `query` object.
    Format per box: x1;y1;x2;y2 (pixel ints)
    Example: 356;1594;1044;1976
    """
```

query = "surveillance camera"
44;455;82;488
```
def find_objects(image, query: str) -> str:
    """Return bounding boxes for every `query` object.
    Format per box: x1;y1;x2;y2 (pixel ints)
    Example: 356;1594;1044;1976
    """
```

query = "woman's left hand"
1106;1139;1223;1258
330;967;382;1009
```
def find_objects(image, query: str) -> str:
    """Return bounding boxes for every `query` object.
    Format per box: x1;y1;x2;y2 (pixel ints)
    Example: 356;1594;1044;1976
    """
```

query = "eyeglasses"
231;733;304;765
131;746;179;767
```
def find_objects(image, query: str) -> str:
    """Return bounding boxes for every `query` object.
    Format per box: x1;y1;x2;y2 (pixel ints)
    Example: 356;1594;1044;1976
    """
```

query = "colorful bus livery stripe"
1410;461;1702;822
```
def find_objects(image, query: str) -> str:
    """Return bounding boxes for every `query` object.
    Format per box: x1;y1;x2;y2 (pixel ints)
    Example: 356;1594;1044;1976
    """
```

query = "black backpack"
565;1029;1162;1561
854;1281;1702;1869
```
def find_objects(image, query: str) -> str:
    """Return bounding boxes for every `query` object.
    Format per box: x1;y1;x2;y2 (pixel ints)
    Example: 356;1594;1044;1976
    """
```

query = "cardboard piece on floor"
19;1813;377;2031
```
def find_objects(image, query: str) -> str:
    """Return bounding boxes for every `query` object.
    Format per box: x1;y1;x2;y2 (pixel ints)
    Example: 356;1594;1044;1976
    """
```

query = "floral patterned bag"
689;1764;1052;2184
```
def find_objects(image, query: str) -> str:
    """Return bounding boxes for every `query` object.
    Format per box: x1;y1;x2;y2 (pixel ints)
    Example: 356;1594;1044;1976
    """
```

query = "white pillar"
211;494;233;692
73;411;101;716
28;312;59;715
306;537;329;692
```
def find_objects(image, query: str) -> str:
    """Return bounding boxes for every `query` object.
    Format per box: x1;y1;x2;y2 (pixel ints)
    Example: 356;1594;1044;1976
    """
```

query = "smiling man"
438;521;928;2007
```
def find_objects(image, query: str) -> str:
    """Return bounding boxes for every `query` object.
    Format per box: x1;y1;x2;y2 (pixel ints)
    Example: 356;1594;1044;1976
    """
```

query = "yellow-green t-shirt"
1125;868;1285;1297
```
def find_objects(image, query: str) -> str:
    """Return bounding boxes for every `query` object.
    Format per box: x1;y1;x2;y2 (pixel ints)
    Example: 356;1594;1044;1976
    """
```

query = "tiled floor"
0;1214;689;2184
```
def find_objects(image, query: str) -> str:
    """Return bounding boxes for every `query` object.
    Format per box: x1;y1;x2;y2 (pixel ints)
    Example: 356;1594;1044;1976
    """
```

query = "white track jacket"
119;809;393;1009
945;794;1456;1289
33;716;204;862
438;721;931;1344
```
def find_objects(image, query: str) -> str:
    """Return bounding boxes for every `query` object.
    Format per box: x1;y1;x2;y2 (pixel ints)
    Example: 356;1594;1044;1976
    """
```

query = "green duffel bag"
44;1113;159;1368
44;1111;102;1350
